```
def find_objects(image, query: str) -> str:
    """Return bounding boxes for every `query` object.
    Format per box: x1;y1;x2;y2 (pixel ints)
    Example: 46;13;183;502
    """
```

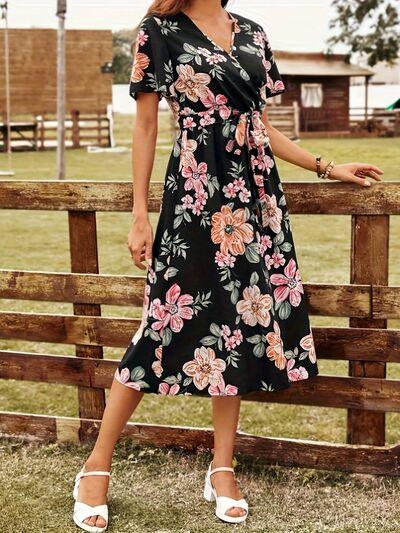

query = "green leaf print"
278;301;292;320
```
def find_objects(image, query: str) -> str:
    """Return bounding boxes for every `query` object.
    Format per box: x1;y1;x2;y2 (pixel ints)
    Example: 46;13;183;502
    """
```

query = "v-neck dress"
114;10;319;396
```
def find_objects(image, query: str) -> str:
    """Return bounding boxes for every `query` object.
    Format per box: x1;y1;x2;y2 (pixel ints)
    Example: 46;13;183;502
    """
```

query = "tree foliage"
328;0;400;66
112;28;138;84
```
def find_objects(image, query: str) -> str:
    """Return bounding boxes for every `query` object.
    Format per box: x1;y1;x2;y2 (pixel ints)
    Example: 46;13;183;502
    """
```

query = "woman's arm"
261;107;384;186
127;92;159;270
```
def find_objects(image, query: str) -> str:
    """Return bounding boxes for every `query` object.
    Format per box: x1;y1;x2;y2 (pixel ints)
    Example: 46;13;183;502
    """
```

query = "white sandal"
203;462;249;524
72;467;111;532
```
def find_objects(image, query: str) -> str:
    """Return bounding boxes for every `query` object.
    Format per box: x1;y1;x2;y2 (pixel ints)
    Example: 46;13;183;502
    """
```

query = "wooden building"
0;28;113;116
272;51;374;133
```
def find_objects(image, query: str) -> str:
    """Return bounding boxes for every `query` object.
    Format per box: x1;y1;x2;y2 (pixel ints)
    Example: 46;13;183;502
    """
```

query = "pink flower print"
215;250;236;268
152;360;163;377
182;194;194;209
258;233;272;256
251;114;269;146
159;382;180;395
225;329;243;350
222;182;237;199
264;254;274;270
183;117;196;130
199;112;216;127
174;64;211;102
266;321;286;370
131;51;150;83
271;252;285;268
114;367;141;390
131;283;151;344
198;46;212;57
236;285;273;327
300;332;317;363
238;188;251;202
152;345;163;377
266;73;285;94
270;258;304;307
253;31;264;47
182;346;226;390
206;53;227;65
151;283;194;333
137;29;148;47
262;193;282;233
254;174;264;187
181;106;193;116
201;91;231;120
287;358;308;382
194;189;208;206
208;375;238;396
226;139;235;152
211;205;254;256
164;283;194;332
182;161;208;194
221;324;231;338
179;130;197;170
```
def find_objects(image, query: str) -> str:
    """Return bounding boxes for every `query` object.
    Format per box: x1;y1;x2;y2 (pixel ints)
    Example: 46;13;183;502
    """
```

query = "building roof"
274;51;374;77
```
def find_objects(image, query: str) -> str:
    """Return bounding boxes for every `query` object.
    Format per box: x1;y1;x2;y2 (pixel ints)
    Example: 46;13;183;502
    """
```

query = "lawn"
1;113;400;532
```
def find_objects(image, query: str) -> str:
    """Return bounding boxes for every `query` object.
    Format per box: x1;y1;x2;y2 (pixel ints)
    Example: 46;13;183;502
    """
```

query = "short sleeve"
260;28;286;100
129;16;170;101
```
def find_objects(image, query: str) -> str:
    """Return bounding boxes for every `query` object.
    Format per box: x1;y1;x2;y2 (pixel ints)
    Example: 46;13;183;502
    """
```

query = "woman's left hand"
329;162;384;187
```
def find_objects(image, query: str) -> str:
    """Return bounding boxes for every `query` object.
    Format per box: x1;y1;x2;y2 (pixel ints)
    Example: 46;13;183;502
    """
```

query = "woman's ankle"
84;451;112;471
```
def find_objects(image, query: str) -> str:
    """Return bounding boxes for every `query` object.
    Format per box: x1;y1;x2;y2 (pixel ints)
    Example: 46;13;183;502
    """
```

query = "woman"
72;0;384;530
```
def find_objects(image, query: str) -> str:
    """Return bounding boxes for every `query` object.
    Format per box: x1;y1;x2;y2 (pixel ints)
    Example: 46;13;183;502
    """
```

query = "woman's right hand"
127;213;153;270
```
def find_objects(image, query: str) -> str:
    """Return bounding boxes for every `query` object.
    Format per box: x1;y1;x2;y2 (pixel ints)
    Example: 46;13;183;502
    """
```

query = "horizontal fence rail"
0;179;399;475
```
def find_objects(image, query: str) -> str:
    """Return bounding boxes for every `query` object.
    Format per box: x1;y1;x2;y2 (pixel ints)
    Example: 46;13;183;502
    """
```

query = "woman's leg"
77;379;144;528
211;396;246;518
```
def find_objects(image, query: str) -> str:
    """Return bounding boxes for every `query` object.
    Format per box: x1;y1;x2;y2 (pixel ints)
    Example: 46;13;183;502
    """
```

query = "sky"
4;0;339;53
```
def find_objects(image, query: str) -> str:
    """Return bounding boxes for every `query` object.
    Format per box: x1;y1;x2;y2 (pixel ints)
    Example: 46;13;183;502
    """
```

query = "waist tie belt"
177;107;271;229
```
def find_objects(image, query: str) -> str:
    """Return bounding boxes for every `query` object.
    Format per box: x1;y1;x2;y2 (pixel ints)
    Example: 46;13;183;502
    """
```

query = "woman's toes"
96;516;106;527
226;506;246;517
84;515;97;526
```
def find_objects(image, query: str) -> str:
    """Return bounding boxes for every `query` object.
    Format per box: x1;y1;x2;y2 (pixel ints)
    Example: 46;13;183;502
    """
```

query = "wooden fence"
0;180;400;475
0;111;112;151
350;107;400;136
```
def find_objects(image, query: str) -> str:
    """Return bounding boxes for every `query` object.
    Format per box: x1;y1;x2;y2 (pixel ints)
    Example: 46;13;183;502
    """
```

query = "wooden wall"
281;76;350;131
0;29;113;116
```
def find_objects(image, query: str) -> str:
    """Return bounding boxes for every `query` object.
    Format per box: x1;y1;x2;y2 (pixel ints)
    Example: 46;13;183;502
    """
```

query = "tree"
328;0;400;66
112;28;138;84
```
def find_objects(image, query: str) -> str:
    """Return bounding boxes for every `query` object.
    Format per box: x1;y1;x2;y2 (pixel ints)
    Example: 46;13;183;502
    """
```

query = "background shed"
273;51;374;133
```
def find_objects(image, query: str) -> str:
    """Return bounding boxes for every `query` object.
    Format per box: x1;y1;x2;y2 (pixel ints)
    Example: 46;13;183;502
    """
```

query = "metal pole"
1;1;14;175
56;0;66;179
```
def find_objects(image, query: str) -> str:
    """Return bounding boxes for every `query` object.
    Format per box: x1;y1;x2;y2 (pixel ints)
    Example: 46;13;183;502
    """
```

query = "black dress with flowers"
114;10;319;396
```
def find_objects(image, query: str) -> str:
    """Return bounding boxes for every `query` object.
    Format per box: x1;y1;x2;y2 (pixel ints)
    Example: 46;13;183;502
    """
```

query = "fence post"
68;210;106;442
348;214;389;445
71;109;81;148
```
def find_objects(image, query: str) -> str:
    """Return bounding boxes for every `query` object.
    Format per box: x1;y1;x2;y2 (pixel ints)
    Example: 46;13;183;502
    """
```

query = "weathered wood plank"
0;270;146;306
372;286;400;319
1;352;400;412
0;312;140;346
348;215;389;446
0;181;399;214
0;412;399;475
0;270;371;317
1;315;399;360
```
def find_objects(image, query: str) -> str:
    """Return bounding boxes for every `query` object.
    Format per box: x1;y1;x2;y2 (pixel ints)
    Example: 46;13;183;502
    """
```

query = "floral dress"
114;9;319;396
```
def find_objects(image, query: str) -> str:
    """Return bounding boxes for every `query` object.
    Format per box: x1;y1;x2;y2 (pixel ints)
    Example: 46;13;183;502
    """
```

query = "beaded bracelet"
320;160;334;180
315;155;322;177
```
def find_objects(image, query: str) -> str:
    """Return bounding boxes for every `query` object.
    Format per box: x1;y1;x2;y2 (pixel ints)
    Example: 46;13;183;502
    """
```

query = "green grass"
1;439;400;533
1;114;400;531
